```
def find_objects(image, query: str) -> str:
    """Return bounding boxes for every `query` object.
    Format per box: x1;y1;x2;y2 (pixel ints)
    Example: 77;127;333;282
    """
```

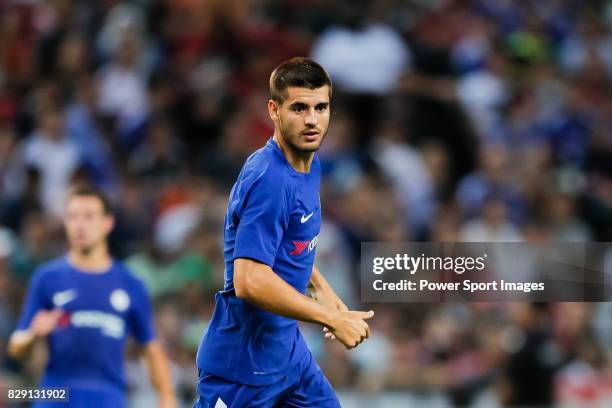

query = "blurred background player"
194;57;373;408
7;185;176;408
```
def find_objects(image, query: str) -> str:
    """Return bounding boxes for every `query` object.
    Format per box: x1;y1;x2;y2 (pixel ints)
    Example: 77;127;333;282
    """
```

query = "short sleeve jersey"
17;257;155;392
197;138;322;385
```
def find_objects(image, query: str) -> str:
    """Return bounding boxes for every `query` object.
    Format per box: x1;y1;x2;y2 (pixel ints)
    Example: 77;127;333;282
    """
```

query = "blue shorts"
193;351;340;408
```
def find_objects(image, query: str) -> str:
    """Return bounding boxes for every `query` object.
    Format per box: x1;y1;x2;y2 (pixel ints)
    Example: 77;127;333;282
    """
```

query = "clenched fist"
328;310;374;349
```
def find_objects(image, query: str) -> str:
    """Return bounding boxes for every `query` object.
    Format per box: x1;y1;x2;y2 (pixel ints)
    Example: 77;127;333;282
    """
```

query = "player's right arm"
8;270;58;359
8;310;61;359
231;166;373;349
234;258;374;349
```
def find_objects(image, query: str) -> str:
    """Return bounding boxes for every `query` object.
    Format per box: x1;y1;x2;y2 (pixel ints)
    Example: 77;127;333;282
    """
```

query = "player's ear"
268;99;280;122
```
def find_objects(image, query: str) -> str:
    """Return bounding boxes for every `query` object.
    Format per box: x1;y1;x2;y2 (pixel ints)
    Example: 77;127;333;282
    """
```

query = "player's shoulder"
112;260;150;295
241;140;293;187
31;256;70;281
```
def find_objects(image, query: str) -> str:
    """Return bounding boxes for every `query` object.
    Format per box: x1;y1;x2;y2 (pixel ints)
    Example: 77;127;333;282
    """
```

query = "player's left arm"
143;341;176;408
128;278;176;408
309;266;348;340
308;265;348;312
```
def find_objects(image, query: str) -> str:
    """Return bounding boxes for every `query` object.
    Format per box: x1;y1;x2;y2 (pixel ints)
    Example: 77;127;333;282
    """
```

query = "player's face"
271;86;331;153
64;196;113;253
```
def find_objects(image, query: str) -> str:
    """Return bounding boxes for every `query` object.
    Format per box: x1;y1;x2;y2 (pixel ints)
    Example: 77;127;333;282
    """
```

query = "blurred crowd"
2;0;612;406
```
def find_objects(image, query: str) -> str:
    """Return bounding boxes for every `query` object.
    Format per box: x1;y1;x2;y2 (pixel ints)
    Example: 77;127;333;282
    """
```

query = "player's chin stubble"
74;243;94;256
279;117;326;154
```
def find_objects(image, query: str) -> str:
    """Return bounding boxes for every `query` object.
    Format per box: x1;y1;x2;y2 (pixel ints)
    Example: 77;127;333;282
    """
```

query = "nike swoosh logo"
53;289;77;307
300;212;314;223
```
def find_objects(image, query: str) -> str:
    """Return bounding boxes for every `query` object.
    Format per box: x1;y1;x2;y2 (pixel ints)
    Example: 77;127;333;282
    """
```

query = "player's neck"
68;245;112;273
273;134;314;173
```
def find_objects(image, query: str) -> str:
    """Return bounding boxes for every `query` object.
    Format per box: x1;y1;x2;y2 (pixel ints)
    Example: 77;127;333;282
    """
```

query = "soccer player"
194;57;374;407
8;185;176;408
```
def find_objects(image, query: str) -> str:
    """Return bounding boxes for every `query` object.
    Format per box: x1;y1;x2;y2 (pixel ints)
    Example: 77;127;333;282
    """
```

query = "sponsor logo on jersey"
69;311;125;339
290;234;319;255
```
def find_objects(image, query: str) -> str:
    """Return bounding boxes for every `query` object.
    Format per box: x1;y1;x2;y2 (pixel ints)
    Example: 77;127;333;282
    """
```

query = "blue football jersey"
197;138;322;386
17;257;155;396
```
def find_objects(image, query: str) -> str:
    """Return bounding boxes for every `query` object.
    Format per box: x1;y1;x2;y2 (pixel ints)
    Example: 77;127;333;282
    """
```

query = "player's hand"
328;310;374;349
29;309;63;338
323;326;336;340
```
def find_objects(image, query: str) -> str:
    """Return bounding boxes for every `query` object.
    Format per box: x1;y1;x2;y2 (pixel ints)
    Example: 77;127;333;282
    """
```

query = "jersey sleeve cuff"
232;250;275;268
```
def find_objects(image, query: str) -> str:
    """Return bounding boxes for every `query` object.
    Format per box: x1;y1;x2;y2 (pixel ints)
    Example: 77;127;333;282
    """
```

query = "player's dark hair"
68;184;113;214
269;57;332;104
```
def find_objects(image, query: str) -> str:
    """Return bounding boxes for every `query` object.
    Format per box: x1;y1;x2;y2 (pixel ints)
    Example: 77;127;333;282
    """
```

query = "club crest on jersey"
290;234;319;256
110;289;130;312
